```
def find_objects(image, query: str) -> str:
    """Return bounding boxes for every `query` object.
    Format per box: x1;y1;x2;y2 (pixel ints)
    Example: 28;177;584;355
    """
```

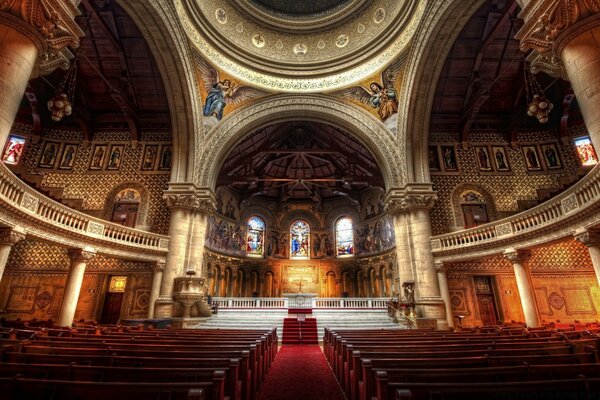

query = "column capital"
0;226;26;246
163;186;216;214
503;248;531;264
153;260;166;272
384;189;437;215
434;260;446;272
574;228;600;247
67;247;96;263
0;0;84;76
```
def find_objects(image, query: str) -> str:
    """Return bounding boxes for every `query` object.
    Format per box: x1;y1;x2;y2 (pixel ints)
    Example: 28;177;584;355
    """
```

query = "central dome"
250;0;350;16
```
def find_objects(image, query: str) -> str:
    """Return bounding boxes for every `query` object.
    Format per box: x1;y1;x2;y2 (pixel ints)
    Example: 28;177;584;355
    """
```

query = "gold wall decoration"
109;276;127;293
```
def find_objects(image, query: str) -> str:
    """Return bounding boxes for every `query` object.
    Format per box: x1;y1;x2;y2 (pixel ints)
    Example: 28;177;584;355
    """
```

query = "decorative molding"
503;248;531;264
67;248;97;263
0;227;26;246
163;187;216;213
574;228;600;247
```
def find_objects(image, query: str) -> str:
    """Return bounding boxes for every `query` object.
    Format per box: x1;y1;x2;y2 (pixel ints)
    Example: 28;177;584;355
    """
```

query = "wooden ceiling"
18;0;170;137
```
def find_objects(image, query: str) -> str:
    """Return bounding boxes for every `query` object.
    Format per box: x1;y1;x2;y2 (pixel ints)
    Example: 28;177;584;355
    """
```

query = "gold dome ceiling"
175;0;425;92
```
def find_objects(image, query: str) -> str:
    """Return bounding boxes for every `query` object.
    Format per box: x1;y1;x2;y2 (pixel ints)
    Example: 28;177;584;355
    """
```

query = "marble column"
0;1;82;146
0;227;25;283
57;248;96;327
434;260;454;328
187;210;210;274
147;261;165;318
504;248;541;328
388;210;414;298
517;0;600;148
574;229;600;289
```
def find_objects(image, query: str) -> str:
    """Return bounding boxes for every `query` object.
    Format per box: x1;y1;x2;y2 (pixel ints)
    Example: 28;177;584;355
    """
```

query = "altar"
283;293;317;309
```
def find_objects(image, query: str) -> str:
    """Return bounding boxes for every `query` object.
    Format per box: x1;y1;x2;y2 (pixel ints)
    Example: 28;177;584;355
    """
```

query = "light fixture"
47;53;79;122
524;62;553;124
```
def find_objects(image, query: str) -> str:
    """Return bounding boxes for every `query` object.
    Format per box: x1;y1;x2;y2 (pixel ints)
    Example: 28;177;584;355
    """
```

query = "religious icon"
333;54;404;121
521;145;542;171
491;146;510;172
106;145;124;170
141;144;158;170
540;143;562;169
290;220;310;259
58;144;78;170
440;145;458;171
475;146;492;171
1;135;25;165
89;144;107;170
38;141;60;168
574;137;599;166
159;145;172;170
197;56;268;121
428;145;441;172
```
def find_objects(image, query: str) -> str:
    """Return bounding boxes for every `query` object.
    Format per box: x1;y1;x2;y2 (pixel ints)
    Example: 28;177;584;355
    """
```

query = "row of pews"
0;322;278;400
324;326;600;400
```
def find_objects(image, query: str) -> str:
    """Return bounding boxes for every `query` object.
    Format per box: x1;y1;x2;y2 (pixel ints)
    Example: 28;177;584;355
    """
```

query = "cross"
294;279;305;293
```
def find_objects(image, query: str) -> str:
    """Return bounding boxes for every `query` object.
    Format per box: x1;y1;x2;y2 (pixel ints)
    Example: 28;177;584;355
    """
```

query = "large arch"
114;0;203;184
197;94;403;192
397;0;485;184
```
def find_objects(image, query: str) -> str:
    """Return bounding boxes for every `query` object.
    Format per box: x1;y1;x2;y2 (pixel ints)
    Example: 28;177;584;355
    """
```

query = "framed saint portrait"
89;144;107;170
38;141;60;169
574;137;599;166
141;144;158;171
491;146;510;172
440;145;458;172
428;145;441;172
474;146;492;171
2;135;26;165
159;145;172;170
106;144;125;171
540;143;562;170
521;145;542;171
58;143;78;170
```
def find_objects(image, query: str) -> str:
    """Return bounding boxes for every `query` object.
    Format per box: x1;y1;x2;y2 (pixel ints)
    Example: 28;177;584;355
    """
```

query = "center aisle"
256;345;346;400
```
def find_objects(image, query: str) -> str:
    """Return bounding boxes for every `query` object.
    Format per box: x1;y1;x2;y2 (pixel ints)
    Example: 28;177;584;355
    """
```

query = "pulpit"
173;275;206;318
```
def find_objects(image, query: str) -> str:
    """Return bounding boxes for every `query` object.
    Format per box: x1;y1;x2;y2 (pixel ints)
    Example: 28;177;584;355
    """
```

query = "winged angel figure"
333;53;407;120
197;56;269;120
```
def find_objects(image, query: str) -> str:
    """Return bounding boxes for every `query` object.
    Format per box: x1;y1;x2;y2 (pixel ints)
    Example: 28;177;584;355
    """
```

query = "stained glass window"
246;216;265;257
335;217;354;257
575;137;598;166
1;135;26;165
290;220;310;259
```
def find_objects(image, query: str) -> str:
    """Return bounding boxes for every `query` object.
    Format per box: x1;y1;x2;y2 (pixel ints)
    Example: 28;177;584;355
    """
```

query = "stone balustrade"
431;165;600;261
213;297;389;309
0;163;168;261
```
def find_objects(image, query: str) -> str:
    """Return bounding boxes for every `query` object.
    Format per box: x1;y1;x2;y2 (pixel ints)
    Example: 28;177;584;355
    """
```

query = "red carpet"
256;345;345;400
282;318;318;344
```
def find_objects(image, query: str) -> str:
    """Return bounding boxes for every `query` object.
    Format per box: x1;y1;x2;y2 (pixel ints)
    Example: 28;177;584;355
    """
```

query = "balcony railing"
430;165;600;259
0;163;168;261
213;297;389;309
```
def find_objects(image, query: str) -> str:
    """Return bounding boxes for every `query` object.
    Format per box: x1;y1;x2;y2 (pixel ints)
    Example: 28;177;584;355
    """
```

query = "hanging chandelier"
47;54;79;122
524;62;553;124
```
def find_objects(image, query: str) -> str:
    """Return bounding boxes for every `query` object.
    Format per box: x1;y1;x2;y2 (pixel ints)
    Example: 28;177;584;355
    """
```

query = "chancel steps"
282;318;318;345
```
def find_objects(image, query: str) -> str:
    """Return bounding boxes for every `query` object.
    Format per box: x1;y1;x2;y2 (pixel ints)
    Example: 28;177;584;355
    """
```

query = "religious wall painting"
283;265;319;294
2;135;25;165
141;144;158;170
440;145;458;172
58;143;78;170
89;144;108;170
196;55;268;121
290;220;310;259
159;145;172;170
205;215;245;256
521;145;542;171
474;146;492;172
246;216;265;257
491;146;510;172
335;217;354;257
106;144;124;171
362;188;384;219
574;137;598;167
540;143;562;170
428;145;441;172
38;141;60;169
355;215;395;256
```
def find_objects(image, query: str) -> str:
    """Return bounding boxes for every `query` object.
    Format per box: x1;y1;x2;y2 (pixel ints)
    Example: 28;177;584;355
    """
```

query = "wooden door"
477;294;498;326
111;203;139;227
462;204;489;228
100;292;124;324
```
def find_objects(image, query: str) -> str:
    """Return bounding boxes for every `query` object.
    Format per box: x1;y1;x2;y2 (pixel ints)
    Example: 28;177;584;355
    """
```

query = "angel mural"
333;53;406;121
197;56;268;120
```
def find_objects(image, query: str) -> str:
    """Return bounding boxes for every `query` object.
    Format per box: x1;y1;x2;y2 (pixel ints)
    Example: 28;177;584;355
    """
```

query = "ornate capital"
434;260;446;272
0;227;26;246
67;248;96;263
163;187;216;214
574;229;600;247
0;0;84;76
153;261;166;272
384;192;437;215
503;248;531;264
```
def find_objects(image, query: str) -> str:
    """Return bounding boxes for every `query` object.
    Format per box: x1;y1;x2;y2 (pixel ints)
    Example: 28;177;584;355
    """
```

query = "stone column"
504;248;541;328
517;1;600;148
147;261;165;318
187;209;211;274
574;229;600;288
434;260;454;328
57;248;96;327
0;227;25;282
0;1;83;146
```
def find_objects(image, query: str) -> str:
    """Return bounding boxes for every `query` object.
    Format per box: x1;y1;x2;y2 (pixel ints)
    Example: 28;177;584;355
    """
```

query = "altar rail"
0;163;168;261
430;164;600;260
212;297;389;309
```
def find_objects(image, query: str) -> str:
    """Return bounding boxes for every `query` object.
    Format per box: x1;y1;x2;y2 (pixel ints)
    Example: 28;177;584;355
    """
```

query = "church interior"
2;0;600;398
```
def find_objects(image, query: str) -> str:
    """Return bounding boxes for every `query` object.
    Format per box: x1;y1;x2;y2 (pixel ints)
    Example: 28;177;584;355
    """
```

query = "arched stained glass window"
335;217;354;257
246;216;265;257
290;220;310;259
